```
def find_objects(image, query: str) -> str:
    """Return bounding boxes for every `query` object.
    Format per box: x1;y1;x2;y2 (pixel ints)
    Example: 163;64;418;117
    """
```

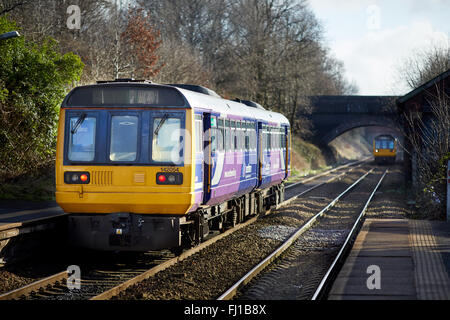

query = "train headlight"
156;172;183;185
64;172;90;184
375;149;379;153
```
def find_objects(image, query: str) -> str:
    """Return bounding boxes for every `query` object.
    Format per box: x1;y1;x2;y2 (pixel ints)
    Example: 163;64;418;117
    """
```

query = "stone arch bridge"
302;95;401;145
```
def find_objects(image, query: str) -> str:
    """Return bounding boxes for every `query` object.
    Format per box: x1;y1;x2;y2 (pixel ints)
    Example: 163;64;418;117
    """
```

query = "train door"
285;126;291;179
194;114;204;203
202;113;212;203
257;122;263;187
241;121;251;182
202;113;223;204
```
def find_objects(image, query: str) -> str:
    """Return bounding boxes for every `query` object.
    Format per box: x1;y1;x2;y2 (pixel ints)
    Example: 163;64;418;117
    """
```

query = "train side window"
218;118;224;151
240;122;244;150
235;121;239;150
225;119;231;150
280;129;284;149
231;121;236;151
244;122;250;150
68;116;96;162
195;117;203;153
210;116;217;153
110;115;138;162
211;130;217;153
262;127;267;151
249;124;255;150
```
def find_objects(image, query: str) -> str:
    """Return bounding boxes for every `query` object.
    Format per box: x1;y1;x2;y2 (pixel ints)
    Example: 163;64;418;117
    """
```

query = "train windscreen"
65;85;186;107
375;139;394;150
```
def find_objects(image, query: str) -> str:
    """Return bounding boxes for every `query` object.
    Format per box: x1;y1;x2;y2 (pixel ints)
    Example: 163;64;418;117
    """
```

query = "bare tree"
398;41;450;90
0;0;28;16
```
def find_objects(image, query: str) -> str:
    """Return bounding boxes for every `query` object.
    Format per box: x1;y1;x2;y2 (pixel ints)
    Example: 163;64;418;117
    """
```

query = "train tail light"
156;172;183;185
64;172;90;184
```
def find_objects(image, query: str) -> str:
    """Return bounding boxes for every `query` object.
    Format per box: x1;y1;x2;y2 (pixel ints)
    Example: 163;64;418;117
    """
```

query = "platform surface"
0;200;64;226
328;218;450;300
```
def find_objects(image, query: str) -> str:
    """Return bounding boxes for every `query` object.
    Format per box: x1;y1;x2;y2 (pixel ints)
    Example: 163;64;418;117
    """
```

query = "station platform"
329;219;450;300
0;201;64;224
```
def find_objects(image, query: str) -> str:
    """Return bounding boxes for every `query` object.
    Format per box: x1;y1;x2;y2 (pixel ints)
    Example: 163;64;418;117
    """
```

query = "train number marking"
160;167;180;173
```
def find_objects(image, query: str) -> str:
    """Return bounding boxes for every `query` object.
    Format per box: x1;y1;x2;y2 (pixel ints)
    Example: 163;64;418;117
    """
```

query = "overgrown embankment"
290;128;372;180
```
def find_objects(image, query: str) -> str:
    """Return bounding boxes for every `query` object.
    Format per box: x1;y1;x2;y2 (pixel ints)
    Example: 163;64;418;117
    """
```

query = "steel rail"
217;168;375;300
285;157;371;190
283;159;367;204
311;169;389;300
0;271;67;300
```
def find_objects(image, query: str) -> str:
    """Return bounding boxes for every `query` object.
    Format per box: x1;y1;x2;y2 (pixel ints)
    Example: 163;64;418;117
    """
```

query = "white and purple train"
56;80;291;252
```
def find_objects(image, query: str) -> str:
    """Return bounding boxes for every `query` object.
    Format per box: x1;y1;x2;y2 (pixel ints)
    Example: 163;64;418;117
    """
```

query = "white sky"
308;0;450;95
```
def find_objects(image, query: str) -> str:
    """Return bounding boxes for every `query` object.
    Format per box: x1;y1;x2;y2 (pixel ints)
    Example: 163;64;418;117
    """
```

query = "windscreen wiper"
71;114;87;134
154;114;169;136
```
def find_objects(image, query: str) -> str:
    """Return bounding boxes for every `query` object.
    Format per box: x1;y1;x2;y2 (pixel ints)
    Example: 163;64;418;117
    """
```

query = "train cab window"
68;116;96;162
152;117;182;163
110;116;138;162
375;140;394;150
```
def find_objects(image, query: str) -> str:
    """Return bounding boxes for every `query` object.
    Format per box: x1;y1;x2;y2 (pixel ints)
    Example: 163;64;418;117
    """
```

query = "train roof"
374;134;396;140
62;82;290;126
166;84;221;98
172;85;289;126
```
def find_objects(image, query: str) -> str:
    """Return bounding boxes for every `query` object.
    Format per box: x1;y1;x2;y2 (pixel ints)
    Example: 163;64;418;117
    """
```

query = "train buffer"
329;219;450;300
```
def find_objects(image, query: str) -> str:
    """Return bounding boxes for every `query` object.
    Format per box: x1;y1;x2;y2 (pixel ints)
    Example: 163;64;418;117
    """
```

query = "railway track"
0;159;371;300
219;168;388;300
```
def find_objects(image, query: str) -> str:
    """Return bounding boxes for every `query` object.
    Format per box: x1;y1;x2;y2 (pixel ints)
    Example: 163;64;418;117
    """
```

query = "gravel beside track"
113;166;371;300
365;163;408;219
0;253;67;295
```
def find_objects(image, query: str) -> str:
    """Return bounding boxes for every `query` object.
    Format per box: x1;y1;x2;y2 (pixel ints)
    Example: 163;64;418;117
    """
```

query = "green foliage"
419;152;450;219
0;15;84;180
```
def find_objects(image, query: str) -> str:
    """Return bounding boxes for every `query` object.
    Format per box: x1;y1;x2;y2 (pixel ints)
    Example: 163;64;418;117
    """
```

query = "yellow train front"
373;134;397;164
56;81;196;251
